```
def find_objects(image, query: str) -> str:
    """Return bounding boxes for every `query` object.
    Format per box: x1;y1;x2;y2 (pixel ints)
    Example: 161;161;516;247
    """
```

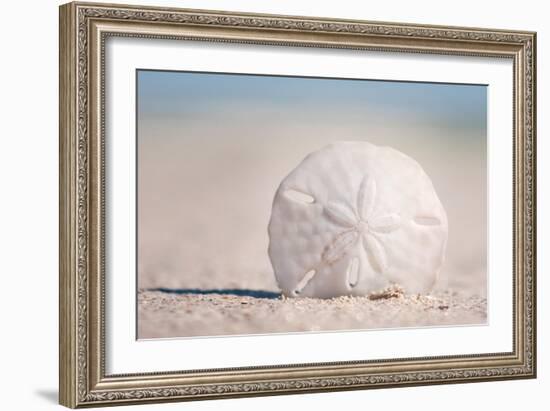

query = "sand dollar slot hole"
414;216;441;226
346;257;360;288
284;189;315;204
292;269;317;296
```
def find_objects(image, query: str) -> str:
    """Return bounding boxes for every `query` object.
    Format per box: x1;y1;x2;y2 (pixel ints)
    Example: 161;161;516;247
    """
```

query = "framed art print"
59;2;536;408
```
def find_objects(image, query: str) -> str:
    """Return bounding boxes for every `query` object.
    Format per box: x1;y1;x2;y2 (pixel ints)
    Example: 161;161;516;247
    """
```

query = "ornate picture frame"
59;1;536;408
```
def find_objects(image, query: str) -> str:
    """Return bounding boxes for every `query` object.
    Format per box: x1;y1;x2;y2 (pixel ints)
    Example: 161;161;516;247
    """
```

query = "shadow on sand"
147;288;281;299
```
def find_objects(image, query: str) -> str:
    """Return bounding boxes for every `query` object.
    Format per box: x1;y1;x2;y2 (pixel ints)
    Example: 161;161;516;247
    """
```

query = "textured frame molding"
59;1;536;408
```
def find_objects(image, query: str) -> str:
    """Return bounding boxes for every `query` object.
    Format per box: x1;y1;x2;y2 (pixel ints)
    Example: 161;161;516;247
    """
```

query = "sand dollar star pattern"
322;175;401;276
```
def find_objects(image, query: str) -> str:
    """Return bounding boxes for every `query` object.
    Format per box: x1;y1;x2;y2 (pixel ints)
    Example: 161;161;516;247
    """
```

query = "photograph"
57;2;536;407
136;70;488;339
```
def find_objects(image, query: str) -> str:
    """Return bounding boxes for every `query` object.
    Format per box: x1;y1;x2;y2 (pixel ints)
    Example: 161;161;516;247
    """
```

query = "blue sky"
137;69;487;133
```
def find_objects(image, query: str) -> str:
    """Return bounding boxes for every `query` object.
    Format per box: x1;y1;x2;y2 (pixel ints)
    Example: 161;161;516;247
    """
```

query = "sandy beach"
138;287;487;339
136;132;487;339
137;73;487;339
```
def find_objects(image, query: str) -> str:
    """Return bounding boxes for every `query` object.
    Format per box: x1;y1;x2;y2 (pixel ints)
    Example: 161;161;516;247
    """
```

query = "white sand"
137;122;487;339
138;288;486;339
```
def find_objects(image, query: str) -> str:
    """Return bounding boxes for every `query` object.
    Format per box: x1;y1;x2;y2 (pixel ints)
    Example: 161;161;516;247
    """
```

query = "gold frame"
59;1;537;408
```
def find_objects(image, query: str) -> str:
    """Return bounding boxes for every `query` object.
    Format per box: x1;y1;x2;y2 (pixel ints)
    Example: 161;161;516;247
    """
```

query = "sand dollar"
268;141;448;298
